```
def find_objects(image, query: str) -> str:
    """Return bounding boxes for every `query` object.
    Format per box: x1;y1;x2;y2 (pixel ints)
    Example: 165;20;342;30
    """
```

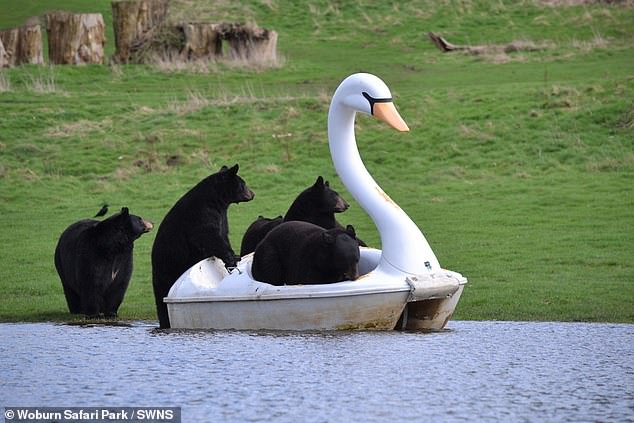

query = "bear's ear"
325;180;330;188
313;176;324;189
219;164;239;178
346;224;356;238
120;207;129;216
323;231;335;245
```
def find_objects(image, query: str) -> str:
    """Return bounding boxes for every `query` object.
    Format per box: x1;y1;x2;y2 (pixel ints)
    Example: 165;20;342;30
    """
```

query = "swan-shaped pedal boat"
165;73;467;330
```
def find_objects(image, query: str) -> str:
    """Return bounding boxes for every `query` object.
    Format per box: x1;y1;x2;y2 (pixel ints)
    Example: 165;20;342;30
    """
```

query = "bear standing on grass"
54;207;153;318
151;164;255;328
251;221;360;286
240;176;356;256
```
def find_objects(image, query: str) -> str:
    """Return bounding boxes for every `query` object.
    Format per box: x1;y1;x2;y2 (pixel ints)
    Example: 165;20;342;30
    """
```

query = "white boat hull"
165;248;467;331
167;290;409;331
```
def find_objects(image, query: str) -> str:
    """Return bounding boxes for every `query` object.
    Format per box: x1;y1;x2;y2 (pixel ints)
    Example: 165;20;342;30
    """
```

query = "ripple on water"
1;321;632;422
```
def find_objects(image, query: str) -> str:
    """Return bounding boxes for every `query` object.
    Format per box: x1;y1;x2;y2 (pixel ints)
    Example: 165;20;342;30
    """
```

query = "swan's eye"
362;92;392;115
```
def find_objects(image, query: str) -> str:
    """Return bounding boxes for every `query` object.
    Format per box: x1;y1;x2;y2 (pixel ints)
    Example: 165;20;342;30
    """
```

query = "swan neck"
328;102;441;274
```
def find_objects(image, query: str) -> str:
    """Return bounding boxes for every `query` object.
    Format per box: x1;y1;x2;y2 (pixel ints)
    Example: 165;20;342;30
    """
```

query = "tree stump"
0;29;17;66
0;23;44;67
0;37;7;68
179;23;222;61
46;12;105;64
217;23;278;62
19;24;44;65
111;0;170;63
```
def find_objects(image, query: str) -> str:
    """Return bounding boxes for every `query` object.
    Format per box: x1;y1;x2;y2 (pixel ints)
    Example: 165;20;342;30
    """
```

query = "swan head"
332;73;409;132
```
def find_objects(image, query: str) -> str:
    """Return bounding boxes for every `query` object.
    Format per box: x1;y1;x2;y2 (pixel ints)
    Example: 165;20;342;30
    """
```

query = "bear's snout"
143;220;154;232
334;197;349;213
244;188;255;202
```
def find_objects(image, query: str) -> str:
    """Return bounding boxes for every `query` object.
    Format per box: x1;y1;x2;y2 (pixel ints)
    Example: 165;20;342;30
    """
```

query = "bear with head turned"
151;164;254;328
240;176;365;256
283;175;349;226
251;221;360;286
54;207;153;318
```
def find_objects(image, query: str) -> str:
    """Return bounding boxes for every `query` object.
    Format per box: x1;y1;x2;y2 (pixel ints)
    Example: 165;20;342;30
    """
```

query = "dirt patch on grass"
257;164;282;174
15;168;40;181
540;0;633;6
587;156;634;172
164;88;307;115
467;40;555;64
542;85;581;111
459;123;496;142
132;151;170;173
47;119;112;138
618;106;634;129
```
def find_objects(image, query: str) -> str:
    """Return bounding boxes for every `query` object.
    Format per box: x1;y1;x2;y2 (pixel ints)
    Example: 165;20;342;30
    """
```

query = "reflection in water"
1;321;632;422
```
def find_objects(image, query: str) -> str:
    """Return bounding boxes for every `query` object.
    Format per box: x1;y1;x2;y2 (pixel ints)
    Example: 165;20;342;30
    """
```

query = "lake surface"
1;321;632;422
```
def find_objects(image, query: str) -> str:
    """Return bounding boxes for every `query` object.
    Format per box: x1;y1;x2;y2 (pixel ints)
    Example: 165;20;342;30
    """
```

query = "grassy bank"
1;0;632;323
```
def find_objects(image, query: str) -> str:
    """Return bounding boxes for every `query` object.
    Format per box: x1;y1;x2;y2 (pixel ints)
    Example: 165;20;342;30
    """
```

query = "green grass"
1;0;633;323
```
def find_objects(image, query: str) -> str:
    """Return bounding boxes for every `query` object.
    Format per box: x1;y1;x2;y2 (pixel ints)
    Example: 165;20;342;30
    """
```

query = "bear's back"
240;215;283;256
264;221;324;255
56;219;99;255
152;176;221;250
252;221;359;285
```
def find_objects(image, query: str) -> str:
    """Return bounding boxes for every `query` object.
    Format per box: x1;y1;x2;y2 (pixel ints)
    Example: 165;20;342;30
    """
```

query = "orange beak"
373;102;410;132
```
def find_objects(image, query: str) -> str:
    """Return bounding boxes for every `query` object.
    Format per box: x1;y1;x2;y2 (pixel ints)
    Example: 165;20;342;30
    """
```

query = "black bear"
54;207;153;318
151;164;255;328
240;215;283;256
239;176;354;256
251;221;360;286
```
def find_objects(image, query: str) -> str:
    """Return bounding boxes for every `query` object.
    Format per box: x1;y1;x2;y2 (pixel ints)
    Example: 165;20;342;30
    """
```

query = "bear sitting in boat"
240;176;366;256
251;221;360;286
240;215;283;256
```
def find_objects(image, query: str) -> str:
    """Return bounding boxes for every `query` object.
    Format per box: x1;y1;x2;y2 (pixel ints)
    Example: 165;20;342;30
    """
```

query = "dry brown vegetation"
427;30;622;63
0;72;10;92
540;0;634;6
148;49;284;73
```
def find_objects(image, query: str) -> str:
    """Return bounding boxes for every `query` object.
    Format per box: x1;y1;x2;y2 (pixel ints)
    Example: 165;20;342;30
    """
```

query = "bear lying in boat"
251;221;360;286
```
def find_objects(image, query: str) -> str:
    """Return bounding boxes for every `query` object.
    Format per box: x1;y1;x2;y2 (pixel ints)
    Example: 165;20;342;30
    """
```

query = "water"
1;321;632;422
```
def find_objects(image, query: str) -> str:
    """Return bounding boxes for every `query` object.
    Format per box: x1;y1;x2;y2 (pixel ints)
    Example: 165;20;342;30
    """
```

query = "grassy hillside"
0;0;632;323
